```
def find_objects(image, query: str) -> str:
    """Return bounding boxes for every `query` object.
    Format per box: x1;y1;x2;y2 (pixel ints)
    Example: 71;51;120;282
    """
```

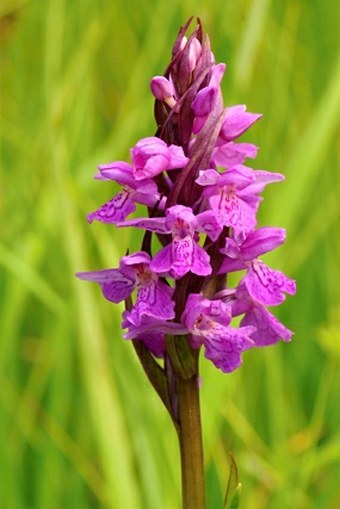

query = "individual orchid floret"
76;252;175;325
219;227;296;306
151;205;212;278
119;205;212;279
121;311;167;357
191;63;226;134
150;76;177;108
238;169;285;205
219;105;262;141
87;162;163;224
196;166;258;236
230;282;293;346
212;141;259;168
131;137;189;180
181;294;255;373
220;227;287;272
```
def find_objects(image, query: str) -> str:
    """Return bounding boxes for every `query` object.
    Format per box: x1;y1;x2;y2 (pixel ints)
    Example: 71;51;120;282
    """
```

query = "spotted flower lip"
87;163;164;225
196;166;258;236
243;259;296;306
218;227;296;306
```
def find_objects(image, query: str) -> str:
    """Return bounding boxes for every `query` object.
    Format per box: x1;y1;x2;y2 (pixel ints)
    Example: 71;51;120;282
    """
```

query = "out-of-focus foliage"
0;1;339;508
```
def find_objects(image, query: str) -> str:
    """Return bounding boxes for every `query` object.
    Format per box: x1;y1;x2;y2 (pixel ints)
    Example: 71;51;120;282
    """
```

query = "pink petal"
213;142;258;167
191;243;212;276
220;105;262;141
209;191;257;234
202;323;255;373
76;268;135;303
118;216;169;234
134;154;169;180
241;306;293;346
244;260;296;306
87;191;135;224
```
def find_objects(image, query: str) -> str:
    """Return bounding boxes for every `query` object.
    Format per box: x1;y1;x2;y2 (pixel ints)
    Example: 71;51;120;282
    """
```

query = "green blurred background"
1;0;339;508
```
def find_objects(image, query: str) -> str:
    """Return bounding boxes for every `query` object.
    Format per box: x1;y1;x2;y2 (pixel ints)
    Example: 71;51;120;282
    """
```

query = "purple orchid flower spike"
79;16;296;375
77;18;296;508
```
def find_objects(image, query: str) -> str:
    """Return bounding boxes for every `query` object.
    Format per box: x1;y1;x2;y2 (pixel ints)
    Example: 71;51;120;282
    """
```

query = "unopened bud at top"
150;76;176;108
188;37;202;72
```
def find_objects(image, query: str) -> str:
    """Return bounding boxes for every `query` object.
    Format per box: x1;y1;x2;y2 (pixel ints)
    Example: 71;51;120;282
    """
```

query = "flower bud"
150;76;176;107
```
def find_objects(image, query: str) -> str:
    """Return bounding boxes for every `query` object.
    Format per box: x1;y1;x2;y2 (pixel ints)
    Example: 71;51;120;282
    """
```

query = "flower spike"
78;17;296;373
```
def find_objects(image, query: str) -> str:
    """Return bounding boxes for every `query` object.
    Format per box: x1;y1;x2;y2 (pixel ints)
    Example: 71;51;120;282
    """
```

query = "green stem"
177;374;206;509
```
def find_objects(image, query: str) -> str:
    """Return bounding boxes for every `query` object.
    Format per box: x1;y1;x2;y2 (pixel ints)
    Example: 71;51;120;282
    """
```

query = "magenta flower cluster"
77;19;296;373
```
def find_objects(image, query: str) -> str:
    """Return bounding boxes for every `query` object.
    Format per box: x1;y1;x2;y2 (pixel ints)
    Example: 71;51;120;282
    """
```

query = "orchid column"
77;18;296;509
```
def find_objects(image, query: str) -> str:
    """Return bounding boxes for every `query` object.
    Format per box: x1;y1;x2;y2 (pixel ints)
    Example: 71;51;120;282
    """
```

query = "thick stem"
177;374;206;509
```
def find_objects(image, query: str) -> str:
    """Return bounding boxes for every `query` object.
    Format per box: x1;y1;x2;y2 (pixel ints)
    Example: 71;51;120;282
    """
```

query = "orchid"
77;17;296;509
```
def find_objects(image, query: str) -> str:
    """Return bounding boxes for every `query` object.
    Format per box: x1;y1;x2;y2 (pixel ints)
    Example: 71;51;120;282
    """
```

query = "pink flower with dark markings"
78;19;296;374
119;205;213;279
231;282;293;346
196;167;285;238
182;294;255;373
219;227;296;305
76;252;175;327
243;260;296;306
87;162;164;224
196;166;257;236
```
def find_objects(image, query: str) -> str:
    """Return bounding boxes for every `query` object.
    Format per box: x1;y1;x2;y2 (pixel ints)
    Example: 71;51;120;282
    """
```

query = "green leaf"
223;454;242;509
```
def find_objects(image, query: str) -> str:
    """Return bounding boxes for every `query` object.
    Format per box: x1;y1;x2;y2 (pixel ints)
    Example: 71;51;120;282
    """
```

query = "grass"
1;0;339;507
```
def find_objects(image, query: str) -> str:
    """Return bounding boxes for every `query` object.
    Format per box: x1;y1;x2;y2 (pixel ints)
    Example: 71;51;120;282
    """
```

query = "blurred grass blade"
223;453;242;509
